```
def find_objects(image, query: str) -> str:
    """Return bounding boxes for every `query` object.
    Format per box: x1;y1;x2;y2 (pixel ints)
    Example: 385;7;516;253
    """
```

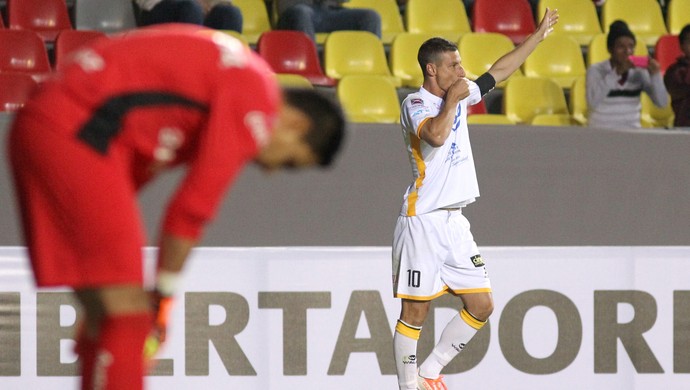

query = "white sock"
394;320;422;390
418;308;486;379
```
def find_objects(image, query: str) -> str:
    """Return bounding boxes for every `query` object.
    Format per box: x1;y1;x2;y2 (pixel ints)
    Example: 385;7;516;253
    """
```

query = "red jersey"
9;26;283;287
20;26;280;240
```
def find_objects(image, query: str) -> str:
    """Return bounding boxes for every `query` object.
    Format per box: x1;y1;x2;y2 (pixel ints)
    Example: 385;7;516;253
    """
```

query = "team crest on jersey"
470;254;485;267
72;49;105;72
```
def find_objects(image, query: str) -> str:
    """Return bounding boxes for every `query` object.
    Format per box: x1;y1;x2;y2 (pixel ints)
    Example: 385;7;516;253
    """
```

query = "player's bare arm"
419;78;470;146
487;7;560;84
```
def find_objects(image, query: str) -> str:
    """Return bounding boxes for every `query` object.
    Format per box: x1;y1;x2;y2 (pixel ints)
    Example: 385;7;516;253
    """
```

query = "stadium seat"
54;29;107;72
503;76;568;124
601;0;667;47
8;0;73;42
343;0;405;44
467;99;515;126
472;0;535;45
75;0;137;34
459;32;521;88
467;99;487;115
257;30;336;87
655;34;683;75
666;0;690;35
0;30;52;82
587;33;649;67
405;0;471;42
337;75;400;123
232;0;272;45
0;73;38;112
324;31;399;86
569;75;588;125
389;32;435;88
522;34;586;89
467;114;516;125
537;0;602;46
276;73;314;89
530;113;576;126
640;92;674;128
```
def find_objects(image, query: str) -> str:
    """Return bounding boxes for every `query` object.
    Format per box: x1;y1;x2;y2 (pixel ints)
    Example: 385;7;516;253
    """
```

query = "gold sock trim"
460;308;486;330
396;320;422;340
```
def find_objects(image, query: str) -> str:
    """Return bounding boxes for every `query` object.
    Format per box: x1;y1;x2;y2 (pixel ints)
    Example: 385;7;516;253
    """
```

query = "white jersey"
399;83;482;216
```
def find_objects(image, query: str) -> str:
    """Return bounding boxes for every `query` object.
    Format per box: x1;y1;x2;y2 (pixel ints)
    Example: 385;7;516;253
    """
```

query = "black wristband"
476;73;497;96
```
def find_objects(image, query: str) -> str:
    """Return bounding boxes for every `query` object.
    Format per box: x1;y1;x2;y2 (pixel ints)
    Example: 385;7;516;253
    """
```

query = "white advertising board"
1;246;689;389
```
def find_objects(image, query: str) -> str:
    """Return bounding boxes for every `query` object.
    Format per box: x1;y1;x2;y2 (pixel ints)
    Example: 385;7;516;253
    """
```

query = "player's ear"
426;62;436;77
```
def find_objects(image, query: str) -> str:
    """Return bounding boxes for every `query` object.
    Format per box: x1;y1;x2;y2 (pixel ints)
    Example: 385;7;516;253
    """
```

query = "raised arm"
487;8;559;84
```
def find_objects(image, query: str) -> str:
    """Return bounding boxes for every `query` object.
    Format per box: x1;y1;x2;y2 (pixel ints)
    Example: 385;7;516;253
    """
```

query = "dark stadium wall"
1;113;689;246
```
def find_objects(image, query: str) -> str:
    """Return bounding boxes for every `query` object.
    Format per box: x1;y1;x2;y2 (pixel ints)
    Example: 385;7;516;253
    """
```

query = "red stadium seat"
257;30;336;87
54;29;107;72
655;34;683;75
8;0;73;42
0;30;52;82
0;73;39;112
467;99;488;115
472;0;536;45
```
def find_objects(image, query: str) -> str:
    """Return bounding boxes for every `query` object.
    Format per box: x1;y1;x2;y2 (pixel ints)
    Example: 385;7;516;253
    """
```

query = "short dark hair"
679;24;690;45
607;20;636;51
418;37;458;78
283;88;346;167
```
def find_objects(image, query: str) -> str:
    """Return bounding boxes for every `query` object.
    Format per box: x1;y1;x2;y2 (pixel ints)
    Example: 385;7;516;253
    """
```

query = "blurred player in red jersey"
7;25;345;390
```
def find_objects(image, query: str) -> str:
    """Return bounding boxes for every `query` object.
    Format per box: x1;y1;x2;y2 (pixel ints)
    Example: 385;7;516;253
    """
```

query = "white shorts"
392;208;491;300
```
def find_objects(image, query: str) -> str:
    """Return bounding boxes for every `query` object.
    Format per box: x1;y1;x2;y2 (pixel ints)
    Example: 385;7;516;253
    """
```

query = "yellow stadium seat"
324;31;400;86
522;34;586;90
569;75;588;125
344;0;405;44
337;75;401;123
587;33;649;67
641;92;674;128
667;0;690;35
232;0;271;44
503;77;569;124
467;114;515;125
405;0;471;43
276;73;314;89
537;0;602;46
601;0;667;47
459;32;521;88
530;114;577;126
389;32;435;88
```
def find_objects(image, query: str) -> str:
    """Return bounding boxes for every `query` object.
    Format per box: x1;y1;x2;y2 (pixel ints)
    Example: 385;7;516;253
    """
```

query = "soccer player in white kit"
392;9;560;390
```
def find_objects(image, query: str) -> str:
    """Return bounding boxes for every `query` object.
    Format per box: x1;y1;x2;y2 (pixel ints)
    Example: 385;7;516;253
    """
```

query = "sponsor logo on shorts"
470;254;485;267
402;354;417;364
410;98;423;106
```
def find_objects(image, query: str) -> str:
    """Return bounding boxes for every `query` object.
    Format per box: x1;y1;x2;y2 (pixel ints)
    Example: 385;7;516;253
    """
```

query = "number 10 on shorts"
407;269;421;288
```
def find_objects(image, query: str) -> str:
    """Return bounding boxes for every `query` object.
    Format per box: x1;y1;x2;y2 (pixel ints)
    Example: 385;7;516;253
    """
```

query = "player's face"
434;50;465;92
254;106;320;172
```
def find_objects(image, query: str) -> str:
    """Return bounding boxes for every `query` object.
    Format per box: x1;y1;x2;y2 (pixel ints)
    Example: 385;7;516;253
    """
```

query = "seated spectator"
135;0;243;32
586;20;668;128
275;0;381;42
663;24;690;127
